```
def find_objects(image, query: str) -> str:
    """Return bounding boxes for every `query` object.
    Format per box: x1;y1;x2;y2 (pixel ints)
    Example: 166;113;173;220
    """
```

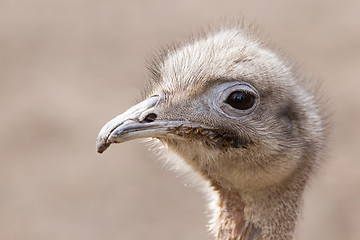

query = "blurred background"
1;0;359;239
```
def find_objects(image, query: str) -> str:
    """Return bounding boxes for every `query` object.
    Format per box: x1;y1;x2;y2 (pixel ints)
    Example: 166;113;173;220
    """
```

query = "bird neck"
212;184;262;240
210;176;305;240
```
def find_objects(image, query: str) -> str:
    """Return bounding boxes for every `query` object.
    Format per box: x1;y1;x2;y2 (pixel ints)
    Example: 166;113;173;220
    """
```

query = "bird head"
96;27;325;194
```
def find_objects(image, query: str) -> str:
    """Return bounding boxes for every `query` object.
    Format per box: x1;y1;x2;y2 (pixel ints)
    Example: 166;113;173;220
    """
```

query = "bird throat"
212;182;262;240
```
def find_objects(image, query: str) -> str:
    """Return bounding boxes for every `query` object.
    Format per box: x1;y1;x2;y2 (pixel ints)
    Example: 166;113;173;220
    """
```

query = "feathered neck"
211;182;262;240
212;186;262;239
210;175;305;240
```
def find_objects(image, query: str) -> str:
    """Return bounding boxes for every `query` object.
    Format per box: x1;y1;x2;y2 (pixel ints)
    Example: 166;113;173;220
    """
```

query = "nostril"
141;113;157;123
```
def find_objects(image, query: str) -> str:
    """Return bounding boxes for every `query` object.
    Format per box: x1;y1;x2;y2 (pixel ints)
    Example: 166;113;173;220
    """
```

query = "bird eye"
211;82;259;118
225;91;256;110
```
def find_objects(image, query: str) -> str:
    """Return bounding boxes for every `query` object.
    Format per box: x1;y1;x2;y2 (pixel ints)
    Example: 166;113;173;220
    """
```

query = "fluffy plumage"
96;23;328;240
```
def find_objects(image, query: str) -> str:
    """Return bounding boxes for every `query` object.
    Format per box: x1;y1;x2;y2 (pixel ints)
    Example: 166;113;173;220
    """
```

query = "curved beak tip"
96;138;111;154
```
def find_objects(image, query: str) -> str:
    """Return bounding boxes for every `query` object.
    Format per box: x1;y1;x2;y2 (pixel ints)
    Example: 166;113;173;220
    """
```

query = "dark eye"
225;91;256;110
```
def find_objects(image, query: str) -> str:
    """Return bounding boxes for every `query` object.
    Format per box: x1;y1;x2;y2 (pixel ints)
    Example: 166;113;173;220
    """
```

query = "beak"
96;95;204;154
96;95;160;153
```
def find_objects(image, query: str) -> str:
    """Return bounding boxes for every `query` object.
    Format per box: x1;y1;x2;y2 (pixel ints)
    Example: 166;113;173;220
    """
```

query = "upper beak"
96;95;204;153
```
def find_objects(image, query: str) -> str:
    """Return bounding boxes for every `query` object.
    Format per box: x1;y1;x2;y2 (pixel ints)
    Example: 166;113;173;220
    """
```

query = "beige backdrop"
1;0;359;239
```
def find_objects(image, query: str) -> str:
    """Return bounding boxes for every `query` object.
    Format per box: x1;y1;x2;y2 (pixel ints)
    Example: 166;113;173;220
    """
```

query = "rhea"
96;26;327;240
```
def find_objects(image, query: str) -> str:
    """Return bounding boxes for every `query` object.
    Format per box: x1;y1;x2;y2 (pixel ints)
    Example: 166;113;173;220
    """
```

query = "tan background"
1;0;359;239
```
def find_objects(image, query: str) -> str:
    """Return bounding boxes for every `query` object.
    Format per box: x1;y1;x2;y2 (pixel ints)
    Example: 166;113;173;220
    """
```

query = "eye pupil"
225;91;255;110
